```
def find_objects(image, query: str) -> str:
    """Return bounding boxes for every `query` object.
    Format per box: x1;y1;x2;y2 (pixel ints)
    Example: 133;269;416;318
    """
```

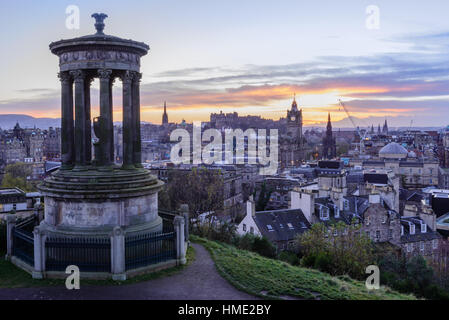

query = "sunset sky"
1;0;449;127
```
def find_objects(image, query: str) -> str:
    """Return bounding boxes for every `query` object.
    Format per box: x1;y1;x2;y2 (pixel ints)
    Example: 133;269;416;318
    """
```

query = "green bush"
378;253;449;300
252;237;276;258
314;252;334;274
235;233;256;250
297;222;375;280
278;251;300;266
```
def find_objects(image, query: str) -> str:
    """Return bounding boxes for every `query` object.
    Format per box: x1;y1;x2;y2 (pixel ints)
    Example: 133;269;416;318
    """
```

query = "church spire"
162;101;168;125
326;112;332;133
383;118;388;134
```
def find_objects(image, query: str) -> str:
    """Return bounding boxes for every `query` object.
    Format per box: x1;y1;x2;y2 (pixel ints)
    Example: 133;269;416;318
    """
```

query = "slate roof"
343;196;370;218
431;196;449;217
318;161;342;169
399;160;424;168
400;189;426;202
364;173;388;185
314;197;356;225
290;167;317;179
400;217;441;243
347;171;364;184
253;208;311;242
363;161;386;167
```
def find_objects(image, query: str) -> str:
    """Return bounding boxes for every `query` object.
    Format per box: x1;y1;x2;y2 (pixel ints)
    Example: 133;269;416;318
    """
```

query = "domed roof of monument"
49;13;149;56
379;142;407;155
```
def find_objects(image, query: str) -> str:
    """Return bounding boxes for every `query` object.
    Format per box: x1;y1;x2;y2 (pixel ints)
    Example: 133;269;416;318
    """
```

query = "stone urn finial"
91;13;108;35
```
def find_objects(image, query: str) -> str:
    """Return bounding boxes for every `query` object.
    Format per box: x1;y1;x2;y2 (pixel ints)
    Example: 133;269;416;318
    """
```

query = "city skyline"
1;1;449;126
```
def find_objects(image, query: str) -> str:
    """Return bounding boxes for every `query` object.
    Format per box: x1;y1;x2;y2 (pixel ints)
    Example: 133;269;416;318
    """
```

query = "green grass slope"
191;235;415;300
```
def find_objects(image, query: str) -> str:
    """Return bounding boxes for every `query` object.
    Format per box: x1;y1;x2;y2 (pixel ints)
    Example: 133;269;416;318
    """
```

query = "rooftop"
379;142;408;155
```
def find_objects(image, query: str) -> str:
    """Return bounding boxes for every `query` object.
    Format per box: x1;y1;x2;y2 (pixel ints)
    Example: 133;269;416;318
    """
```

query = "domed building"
379;142;408;159
359;141;439;189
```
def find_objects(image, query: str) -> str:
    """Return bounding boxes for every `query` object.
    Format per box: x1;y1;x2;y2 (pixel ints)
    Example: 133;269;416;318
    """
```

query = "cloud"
2;30;449;126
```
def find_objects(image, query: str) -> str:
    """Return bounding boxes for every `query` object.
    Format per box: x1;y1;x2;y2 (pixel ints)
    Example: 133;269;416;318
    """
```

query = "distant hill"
0;115;60;130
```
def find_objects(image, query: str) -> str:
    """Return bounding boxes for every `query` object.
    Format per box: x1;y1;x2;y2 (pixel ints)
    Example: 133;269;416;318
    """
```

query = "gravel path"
0;243;259;300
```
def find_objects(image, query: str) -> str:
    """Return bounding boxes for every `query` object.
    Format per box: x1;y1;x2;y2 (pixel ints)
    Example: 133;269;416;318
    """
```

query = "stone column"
84;77;93;164
98;69;113;167
122;71;134;169
70;70;87;168
132;72;142;167
174;215;186;265
58;72;74;169
109;77;115;163
110;226;126;281
179;204;189;242
5;215;17;260
32;226;46;279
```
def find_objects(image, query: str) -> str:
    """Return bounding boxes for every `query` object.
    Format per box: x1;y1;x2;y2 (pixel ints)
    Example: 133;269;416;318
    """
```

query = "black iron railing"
125;230;176;271
12;215;37;266
159;209;177;221
45;237;111;272
12;228;34;266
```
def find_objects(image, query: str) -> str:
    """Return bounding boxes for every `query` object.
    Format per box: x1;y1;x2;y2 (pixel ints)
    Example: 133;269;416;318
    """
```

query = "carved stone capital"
69;70;85;82
121;70;134;84
58;72;72;84
133;72;142;83
98;69;113;80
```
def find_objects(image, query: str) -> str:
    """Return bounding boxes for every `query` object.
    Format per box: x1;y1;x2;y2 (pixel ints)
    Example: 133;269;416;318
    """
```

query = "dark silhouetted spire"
162;101;168;125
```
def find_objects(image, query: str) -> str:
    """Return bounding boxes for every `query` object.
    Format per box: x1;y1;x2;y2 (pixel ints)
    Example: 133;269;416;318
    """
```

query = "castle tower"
286;94;303;141
281;94;305;167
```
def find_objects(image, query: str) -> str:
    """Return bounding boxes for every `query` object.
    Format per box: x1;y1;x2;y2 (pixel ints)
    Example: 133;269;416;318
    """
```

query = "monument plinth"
38;13;163;237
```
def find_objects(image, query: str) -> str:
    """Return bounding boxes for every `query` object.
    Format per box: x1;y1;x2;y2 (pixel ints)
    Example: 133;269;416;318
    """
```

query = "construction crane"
338;99;367;155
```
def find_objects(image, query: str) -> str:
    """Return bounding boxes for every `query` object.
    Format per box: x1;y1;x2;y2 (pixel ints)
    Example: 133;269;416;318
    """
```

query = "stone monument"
38;13;164;239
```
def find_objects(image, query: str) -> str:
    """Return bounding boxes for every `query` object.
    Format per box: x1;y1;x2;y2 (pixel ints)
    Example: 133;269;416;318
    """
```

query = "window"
366;216;371;226
287;223;294;230
421;223;427;233
243;224;247;232
267;225;273;231
382;216;387;224
343;200;349;210
433;239;438;249
376;230;380;241
407;243;412;253
320;207;330;221
250;227;254;234
401;226;404;236
333;229;338;236
389;229;393;239
409;223;415;235
420;242;424;251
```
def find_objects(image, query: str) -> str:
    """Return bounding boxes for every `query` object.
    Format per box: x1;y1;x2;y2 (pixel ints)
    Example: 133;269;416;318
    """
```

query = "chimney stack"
247;196;256;217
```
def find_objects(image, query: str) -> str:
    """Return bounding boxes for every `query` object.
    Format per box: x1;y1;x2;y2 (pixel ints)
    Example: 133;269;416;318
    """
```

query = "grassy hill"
191;235;416;300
